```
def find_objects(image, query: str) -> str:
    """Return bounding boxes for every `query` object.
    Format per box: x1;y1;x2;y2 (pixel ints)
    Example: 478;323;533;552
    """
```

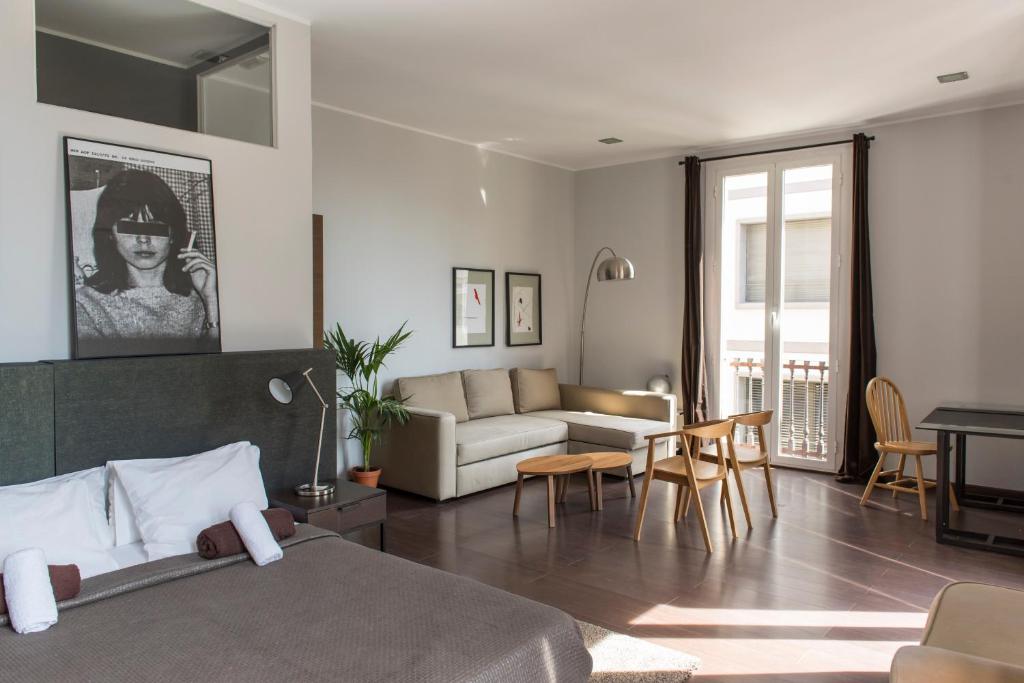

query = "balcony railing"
730;357;829;458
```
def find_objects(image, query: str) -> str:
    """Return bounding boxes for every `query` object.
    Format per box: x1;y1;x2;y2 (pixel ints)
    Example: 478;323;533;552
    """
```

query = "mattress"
0;525;592;682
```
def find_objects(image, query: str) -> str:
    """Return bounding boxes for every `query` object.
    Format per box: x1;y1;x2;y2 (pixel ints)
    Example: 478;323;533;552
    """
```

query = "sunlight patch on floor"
630;605;922;675
631;605;927;628
647;636;914;676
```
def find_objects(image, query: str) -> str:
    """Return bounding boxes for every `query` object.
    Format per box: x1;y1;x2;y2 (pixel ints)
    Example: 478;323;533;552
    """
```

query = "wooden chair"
633;419;739;553
860;377;959;520
696;410;777;523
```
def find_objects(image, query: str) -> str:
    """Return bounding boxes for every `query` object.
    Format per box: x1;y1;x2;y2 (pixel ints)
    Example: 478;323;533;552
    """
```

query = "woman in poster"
74;169;220;357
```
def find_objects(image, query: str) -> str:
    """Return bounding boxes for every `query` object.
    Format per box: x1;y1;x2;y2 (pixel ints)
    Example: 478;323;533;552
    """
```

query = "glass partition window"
35;0;274;147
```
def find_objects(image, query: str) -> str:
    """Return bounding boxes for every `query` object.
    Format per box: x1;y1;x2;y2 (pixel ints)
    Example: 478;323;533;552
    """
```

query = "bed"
0;351;592;682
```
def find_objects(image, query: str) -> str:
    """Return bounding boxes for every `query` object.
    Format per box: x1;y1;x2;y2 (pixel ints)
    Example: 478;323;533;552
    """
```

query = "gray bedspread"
0;526;592;682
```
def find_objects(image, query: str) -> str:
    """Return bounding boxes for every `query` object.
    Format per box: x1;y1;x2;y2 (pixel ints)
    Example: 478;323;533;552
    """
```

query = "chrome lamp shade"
579;247;636;384
596;255;635;282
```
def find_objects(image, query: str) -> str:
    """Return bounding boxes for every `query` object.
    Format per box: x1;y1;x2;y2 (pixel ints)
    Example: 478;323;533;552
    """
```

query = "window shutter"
784;218;831;302
743;223;767;303
741;218;830;304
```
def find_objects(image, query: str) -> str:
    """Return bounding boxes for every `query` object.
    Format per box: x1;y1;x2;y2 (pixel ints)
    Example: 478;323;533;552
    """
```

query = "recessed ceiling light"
937;71;969;84
598;137;623;145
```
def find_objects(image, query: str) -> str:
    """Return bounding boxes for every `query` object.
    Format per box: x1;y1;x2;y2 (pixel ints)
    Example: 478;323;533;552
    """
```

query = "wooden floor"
382;467;1024;682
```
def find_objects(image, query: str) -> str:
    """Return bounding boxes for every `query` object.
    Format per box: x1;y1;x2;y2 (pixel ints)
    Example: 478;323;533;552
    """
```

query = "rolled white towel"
229;502;283;567
3;548;58;634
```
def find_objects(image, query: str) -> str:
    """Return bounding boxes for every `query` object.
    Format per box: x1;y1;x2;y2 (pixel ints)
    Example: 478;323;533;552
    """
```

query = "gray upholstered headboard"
1;350;336;492
0;363;55;486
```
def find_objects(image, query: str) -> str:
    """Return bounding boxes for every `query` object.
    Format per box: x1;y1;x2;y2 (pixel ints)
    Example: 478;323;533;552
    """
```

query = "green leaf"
327;321;414;470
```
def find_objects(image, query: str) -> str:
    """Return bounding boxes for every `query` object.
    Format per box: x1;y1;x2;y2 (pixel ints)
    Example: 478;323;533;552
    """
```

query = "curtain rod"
677;136;875;165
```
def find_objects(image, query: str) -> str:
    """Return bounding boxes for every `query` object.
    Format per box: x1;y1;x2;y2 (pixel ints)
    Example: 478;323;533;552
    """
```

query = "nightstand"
270;479;387;551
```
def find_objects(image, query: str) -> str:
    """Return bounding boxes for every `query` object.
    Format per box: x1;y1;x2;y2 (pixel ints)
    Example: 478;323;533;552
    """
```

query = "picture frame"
63;136;221;359
452;267;495;348
505;272;542;346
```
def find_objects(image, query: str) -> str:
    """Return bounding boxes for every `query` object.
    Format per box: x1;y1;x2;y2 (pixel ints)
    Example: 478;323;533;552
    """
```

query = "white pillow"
46;467;114;548
109;442;268;561
0;470;118;579
108;468;143;546
107;443;257;546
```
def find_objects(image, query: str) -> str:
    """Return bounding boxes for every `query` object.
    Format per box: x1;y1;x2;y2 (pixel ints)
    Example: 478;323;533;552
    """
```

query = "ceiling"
51;0;1024;169
294;0;1024;169
37;0;269;67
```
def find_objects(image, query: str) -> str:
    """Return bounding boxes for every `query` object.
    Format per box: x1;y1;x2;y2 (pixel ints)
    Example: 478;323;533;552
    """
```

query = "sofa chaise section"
536;383;676;474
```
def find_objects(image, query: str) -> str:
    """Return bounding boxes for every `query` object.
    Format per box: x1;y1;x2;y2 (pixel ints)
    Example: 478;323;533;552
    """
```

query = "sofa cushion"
462;369;515;420
455;415;568;466
394;371;470;423
510;368;561;413
526;410;670;450
922;582;1024;667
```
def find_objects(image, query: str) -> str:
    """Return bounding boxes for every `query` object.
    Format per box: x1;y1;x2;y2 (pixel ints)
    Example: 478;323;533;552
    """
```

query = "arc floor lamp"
579;246;636;384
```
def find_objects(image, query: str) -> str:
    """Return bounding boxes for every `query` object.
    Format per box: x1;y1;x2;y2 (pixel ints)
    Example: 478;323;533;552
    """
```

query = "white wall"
870;104;1024;487
0;0;313;362
312;106;576;468
574;102;1024;487
573;157;684;393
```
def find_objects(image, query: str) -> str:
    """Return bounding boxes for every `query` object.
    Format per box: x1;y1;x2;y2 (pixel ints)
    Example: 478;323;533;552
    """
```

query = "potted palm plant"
324;322;412;488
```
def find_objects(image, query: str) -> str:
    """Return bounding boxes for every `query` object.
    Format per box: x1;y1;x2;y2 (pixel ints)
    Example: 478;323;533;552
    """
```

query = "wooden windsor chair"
860;376;959;520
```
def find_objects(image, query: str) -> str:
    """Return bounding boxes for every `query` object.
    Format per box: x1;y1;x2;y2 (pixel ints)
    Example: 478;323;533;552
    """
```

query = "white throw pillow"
0;470;118;579
109;442;268;561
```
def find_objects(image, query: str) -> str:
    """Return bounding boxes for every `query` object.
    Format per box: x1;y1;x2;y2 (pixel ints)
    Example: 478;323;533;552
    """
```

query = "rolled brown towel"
196;508;296;559
0;564;81;614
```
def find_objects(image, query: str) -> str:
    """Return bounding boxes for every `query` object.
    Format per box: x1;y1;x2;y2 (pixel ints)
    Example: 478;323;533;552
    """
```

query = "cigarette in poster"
186;230;196;251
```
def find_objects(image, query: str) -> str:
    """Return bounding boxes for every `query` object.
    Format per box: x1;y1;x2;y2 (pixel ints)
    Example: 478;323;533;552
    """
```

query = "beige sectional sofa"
376;368;676;501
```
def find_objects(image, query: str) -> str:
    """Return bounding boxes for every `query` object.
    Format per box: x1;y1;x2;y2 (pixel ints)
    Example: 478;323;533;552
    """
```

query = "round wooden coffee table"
587;452;636;510
514;454;594;528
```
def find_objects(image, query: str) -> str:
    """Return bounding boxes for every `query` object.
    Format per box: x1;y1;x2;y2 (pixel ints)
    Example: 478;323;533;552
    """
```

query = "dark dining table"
919;404;1024;557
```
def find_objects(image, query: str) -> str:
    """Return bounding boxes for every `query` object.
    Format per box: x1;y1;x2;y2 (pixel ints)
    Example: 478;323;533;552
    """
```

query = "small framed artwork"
63;137;221;359
452;267;495;347
505;272;542;346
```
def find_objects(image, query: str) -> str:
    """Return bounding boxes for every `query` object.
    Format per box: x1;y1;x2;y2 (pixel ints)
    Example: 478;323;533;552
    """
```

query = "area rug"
579;620;700;682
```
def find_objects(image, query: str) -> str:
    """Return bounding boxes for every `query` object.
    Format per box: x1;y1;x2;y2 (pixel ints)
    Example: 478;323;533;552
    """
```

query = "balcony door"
704;149;852;472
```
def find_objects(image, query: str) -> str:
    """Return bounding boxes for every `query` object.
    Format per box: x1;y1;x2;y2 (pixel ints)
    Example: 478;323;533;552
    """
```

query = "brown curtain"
680;156;707;424
838;133;878;482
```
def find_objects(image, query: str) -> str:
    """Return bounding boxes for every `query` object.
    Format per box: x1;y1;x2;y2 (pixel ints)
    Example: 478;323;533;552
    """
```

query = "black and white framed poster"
452;267;494;347
505;272;542;346
63;137;221;359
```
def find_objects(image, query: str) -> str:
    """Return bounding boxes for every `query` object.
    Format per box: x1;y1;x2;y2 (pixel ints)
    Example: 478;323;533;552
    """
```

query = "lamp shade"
596;255;636;281
268;370;306;405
